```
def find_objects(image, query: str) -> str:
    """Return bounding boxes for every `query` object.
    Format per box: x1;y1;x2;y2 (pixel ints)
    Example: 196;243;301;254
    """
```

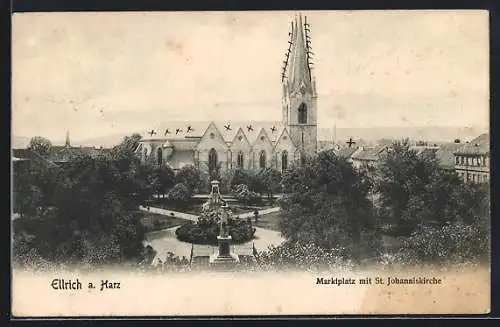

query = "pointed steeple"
65;130;71;148
285;13;313;94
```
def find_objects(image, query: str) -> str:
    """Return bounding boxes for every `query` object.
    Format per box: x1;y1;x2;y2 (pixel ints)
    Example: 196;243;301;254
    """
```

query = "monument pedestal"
209;235;239;265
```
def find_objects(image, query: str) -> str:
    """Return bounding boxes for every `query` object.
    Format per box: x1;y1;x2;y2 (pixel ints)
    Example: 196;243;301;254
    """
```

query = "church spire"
284;13;314;94
65;130;71;148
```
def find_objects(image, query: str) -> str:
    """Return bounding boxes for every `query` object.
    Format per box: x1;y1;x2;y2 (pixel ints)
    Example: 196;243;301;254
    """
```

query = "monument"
207;180;240;266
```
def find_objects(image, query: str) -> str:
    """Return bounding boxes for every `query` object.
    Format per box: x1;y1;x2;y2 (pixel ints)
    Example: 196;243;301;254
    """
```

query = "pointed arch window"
298;103;307;124
237;151;244;169
259;150;266;169
281;151;288;171
157;147;163;166
208;148;218;172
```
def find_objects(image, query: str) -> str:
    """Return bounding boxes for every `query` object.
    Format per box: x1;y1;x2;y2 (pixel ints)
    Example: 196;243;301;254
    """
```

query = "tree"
227;168;252;190
376;140;484;235
13;146;150;266
175;165;200;195
232;184;260;205
155;166;175;197
279;151;380;261
28;136;52;156
15;184;43;218
259;168;282;199
167;183;191;204
117;133;142;151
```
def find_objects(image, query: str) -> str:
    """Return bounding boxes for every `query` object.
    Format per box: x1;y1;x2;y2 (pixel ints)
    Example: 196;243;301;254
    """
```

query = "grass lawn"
253;211;282;232
138;211;191;233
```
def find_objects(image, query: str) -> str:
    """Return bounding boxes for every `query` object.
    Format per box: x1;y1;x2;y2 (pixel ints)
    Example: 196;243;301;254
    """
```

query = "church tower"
281;14;318;162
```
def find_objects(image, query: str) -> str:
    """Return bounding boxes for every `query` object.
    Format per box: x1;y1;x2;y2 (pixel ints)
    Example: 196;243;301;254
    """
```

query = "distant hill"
319;126;488;144
12;126;488;149
12;133;129;149
11;135;32;149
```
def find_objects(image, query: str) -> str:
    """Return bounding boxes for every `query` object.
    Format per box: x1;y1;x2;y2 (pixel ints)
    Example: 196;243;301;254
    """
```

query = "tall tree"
155;166;175;198
375;140;484;235
117;133;142;151
259;168;282;199
27;136;52;156
176;165;200;195
279;150;379;260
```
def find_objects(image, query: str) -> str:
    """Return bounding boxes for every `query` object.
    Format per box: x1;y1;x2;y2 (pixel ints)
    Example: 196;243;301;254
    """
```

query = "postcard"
11;10;490;317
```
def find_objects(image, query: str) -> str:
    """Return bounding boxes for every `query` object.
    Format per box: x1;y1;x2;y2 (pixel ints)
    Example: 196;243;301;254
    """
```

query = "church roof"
169;139;199;151
139;121;286;145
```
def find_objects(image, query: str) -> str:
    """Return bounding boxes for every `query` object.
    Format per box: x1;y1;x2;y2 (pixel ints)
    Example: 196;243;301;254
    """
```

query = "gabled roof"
454;133;489;155
230;127;252;149
139;121;285;145
252;127;274;148
274;127;296;148
335;147;358;158
351;145;387;161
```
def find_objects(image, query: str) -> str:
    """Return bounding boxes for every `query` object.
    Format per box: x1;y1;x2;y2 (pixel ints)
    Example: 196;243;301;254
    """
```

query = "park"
11;134;490;272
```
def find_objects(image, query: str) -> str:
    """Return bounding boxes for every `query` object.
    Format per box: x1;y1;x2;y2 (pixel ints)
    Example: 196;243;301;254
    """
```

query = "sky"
12;10;489;143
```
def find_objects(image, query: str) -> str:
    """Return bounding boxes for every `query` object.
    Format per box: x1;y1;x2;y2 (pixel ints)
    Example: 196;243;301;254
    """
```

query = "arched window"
208;148;218;172
300;153;306;166
157;147;163;166
298;103;307;124
281;151;288;171
237;151;244;169
259;150;266;169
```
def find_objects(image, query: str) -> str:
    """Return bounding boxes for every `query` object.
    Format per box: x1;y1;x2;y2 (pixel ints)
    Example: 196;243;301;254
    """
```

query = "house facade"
453;133;489;184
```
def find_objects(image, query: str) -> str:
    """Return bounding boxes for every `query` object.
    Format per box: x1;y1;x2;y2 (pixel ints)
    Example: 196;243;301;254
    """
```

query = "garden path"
138;205;280;220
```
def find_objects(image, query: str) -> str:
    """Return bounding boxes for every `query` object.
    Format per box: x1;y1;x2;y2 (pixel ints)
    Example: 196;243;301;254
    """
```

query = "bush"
232;184;260;205
256;241;352;271
167;183;191;203
175;219;256;245
393;222;489;265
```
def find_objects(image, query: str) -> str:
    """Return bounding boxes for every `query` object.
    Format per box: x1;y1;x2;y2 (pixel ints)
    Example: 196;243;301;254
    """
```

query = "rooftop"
351;145;387;161
139;121;287;145
454;133;489;155
335;147;358;158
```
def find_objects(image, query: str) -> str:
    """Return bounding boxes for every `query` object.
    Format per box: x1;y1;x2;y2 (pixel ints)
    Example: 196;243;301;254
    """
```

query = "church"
136;14;319;174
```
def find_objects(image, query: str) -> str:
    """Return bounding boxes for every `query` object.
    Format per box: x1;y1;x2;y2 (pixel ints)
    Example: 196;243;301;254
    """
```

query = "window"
208;148;218;171
237;151;244;169
238;135;243;141
282;151;288;171
300;153;306;166
259;150;266;169
260;135;265;141
210;133;215;139
455;156;460;165
298;103;307;124
157;147;163;166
